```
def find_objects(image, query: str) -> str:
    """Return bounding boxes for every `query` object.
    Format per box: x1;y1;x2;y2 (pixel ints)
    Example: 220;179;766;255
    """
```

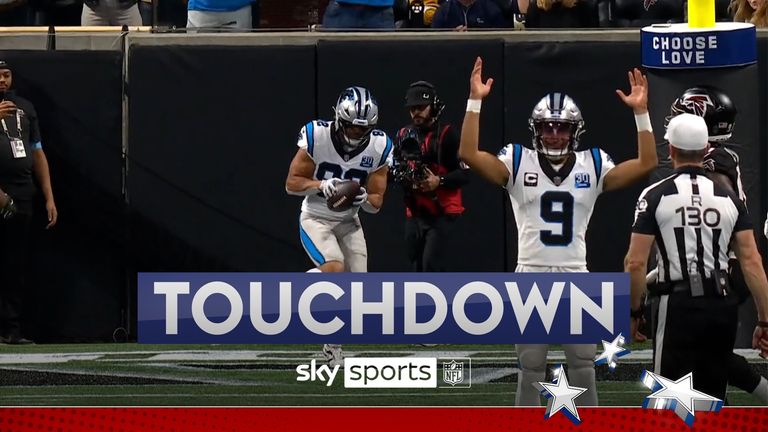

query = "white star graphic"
533;365;588;425
594;333;630;370
641;370;722;426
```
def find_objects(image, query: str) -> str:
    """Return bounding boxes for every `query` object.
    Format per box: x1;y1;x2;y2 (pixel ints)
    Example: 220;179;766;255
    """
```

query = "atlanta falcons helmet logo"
703;148;716;171
643;0;658;10
681;94;715;117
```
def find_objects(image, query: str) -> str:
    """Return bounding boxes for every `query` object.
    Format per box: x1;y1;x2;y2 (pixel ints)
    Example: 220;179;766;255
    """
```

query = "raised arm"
603;69;658;192
458;57;510;187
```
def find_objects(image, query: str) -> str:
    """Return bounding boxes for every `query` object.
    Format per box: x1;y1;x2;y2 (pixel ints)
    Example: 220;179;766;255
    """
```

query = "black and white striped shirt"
632;166;752;283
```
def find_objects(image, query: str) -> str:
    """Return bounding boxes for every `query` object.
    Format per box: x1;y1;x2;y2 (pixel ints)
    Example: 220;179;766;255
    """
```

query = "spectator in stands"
523;0;598;27
187;0;256;30
401;0;439;27
149;0;187;28
138;0;151;25
82;0;142;26
38;0;82;25
606;0;684;27
0;60;57;345
432;0;509;29
0;0;32;26
322;0;395;29
729;0;768;26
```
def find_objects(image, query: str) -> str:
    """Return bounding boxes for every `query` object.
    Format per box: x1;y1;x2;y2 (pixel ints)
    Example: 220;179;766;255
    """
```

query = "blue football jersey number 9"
540;191;574;246
316;162;369;184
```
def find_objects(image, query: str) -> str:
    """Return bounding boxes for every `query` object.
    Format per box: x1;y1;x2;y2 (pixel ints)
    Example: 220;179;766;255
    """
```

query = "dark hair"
674;148;707;163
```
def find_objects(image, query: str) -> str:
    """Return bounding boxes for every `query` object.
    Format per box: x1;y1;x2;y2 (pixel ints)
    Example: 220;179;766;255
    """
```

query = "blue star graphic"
640;370;722;426
533;365;588;425
594;333;631;371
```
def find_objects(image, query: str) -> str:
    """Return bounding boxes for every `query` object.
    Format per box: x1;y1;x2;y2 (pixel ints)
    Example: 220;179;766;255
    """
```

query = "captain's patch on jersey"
524;172;538;186
575;172;591;188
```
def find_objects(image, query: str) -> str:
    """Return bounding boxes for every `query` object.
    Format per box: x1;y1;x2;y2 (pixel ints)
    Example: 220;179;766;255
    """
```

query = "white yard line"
0;354;104;364
0;365;270;386
0;348;764;365
471;368;517;384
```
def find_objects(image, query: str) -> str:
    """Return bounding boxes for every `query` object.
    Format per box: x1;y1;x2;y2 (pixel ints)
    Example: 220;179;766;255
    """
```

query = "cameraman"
394;81;468;272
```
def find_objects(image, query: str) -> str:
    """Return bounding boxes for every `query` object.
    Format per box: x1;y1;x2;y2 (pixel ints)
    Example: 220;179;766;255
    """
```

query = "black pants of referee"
653;293;738;401
405;214;458;272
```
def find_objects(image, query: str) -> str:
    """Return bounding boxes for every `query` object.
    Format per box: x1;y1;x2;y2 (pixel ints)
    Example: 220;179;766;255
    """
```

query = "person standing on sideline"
0;60;58;345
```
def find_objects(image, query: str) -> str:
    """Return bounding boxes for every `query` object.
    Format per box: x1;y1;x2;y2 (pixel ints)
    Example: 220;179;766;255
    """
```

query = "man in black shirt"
626;113;768;401
392;81;468;271
0;60;58;345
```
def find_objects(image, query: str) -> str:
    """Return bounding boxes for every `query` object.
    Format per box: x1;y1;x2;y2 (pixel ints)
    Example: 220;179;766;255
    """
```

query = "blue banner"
138;272;630;344
641;23;756;69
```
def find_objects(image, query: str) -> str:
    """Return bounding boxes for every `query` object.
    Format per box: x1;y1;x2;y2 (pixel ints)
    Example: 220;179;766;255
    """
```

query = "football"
326;180;361;212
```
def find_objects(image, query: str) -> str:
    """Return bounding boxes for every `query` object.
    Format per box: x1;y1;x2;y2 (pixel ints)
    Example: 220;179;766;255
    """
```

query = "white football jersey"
498;144;615;267
297;120;393;221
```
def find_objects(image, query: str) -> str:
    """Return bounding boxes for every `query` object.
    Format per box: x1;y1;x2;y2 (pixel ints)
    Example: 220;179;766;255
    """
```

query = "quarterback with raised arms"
458;57;657;406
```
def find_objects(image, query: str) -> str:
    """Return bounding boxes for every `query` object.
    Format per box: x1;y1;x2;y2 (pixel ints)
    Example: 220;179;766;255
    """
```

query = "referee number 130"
675;206;721;227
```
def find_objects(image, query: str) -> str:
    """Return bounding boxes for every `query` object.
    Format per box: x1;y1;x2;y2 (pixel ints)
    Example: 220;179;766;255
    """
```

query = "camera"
391;128;428;187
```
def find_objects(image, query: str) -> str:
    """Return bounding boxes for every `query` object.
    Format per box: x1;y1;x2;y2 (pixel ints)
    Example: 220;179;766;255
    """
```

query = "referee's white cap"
664;113;709;151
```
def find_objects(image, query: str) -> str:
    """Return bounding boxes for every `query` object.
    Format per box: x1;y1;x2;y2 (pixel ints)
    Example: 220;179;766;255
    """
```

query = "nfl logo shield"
443;360;464;386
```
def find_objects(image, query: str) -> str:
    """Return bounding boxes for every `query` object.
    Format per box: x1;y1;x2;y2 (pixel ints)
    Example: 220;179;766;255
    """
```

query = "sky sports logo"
295;357;471;388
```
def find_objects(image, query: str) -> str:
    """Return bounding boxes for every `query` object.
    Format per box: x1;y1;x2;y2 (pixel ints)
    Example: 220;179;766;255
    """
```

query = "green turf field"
0;343;765;406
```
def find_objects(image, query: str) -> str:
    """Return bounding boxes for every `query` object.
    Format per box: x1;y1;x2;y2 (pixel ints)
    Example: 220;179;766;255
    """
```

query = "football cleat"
322;344;344;367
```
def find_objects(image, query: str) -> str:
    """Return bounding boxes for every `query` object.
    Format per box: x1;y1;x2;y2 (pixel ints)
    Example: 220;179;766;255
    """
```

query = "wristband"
466;99;482;113
635;112;652;132
758;321;768;328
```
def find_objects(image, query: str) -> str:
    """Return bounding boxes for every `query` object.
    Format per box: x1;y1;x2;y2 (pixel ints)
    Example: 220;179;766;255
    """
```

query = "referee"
624;113;768;401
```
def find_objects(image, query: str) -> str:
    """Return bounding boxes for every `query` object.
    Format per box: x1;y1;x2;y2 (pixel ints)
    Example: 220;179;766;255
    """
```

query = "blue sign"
641;23;756;69
138;272;630;344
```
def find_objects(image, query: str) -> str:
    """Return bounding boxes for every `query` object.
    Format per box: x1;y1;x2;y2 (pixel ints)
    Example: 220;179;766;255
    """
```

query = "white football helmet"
528;92;586;159
333;86;379;148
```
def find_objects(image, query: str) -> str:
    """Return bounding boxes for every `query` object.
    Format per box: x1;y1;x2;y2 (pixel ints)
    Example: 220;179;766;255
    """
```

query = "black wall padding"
0;50;126;341
127;45;316;273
